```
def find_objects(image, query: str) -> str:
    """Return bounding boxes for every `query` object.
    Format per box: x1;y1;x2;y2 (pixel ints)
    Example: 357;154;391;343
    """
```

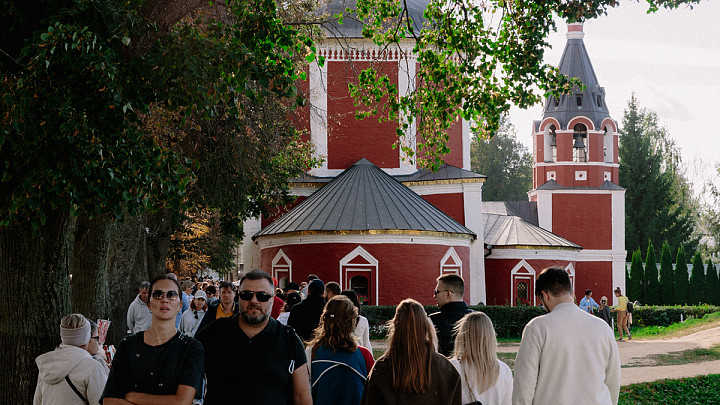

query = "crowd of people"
35;267;629;404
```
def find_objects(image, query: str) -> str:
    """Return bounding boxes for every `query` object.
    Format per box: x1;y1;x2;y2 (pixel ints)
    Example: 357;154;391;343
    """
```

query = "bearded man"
195;269;311;405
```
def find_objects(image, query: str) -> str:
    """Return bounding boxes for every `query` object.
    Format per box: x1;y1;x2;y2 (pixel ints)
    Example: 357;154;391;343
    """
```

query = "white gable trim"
510;260;536;307
271;249;292;287
339;246;379;306
440;247;462;275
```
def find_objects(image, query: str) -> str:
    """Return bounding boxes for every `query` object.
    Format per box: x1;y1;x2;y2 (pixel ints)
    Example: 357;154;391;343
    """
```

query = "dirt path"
494;326;720;385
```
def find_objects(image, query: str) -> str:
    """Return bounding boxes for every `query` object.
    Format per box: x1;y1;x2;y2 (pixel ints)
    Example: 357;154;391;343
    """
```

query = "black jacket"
429;302;472;357
287;294;325;341
196;301;239;335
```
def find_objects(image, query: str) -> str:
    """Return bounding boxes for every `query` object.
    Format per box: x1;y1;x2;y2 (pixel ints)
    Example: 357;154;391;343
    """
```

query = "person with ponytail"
361;298;461;405
450;312;512;405
306;295;374;405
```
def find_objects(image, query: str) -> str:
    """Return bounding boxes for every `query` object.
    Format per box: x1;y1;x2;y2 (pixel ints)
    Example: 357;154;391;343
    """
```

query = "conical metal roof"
542;23;611;130
253;159;476;239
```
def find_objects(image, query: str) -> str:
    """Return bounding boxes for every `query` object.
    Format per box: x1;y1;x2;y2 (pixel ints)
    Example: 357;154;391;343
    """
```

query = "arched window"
543;124;557;163
573;124;587;163
603;125;613;163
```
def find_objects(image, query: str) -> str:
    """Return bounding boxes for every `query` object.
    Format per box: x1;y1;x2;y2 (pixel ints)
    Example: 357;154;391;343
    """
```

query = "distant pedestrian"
341;289;373;352
513;267;620;405
278;292;303;326
361;299;462;405
289;279;326;341
450;312;513;405
324;281;341;301
579;289;600;314
196;280;239;333
598;296;612;328
614;287;631;341
126;281;151;333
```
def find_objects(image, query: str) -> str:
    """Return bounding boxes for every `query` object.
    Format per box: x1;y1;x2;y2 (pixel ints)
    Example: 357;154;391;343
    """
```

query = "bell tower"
528;23;626;300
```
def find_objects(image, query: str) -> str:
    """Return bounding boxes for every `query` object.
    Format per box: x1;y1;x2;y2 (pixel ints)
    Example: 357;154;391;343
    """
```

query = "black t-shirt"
100;331;204;401
429;302;473;357
196;315;307;405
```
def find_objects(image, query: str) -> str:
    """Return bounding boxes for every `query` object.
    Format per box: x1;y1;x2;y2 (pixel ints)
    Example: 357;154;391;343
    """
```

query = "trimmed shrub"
659;241;674;305
628;249;644;303
688;252;705;305
674;246;689;305
645;241;660;305
631;305;720;327
706;259;720;306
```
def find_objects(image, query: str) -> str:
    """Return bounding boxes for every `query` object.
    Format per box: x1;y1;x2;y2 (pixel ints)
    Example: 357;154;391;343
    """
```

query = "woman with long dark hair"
101;274;205;404
361;298;461;405
306;296;374;405
450;312;512;405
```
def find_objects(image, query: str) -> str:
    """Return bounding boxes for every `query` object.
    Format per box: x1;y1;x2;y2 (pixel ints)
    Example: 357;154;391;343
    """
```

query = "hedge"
361;304;720;339
629;305;719;327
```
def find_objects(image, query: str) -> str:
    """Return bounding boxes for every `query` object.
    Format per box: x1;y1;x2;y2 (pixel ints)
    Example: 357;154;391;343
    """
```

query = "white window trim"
339;246;379;305
271;249;292;283
440;247;462;275
510;260;536;307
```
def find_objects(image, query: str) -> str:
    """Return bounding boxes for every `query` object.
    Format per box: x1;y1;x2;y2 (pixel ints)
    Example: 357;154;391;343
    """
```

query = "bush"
631;305;720;327
362;304;545;339
362;303;720;339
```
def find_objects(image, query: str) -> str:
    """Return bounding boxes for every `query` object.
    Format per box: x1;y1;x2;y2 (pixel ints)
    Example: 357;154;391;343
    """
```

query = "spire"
542;23;610;130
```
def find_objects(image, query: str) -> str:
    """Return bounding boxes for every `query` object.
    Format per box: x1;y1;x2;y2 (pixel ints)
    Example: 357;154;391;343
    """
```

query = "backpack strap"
64;375;89;405
283;325;297;374
310;359;367;388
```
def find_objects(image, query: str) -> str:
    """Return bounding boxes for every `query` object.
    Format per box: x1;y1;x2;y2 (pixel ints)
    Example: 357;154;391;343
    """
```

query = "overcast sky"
508;0;720;197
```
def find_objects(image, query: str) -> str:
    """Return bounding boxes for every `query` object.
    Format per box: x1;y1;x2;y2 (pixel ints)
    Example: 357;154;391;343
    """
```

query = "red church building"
241;7;625;306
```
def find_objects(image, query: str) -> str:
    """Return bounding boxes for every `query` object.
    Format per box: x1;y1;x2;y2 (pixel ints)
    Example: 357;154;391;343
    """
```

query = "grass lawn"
619;374;720;404
624;344;720;368
627;312;720;340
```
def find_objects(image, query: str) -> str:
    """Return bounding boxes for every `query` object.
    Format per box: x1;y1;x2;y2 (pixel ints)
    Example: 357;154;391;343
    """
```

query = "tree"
628;249;644;304
470;116;533;201
659;241;674;305
688;252;706;305
645;241;661;305
619;95;699;261
706;259;720;306
674;245;689;305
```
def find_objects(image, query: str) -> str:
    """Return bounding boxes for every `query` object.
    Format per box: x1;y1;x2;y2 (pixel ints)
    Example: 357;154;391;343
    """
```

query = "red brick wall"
261;196;308;228
326;61;399;170
260;242;470;305
484;257;575;306
420;193;465;225
574;260;613;302
552;194;612;250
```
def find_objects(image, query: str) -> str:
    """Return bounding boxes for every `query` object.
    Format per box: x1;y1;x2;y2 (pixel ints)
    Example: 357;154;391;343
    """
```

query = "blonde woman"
450;312;513;405
361;298;461;405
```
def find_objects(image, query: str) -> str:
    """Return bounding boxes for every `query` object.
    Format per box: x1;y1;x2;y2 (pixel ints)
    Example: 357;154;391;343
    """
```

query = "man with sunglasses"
196;269;312;405
429;273;473;357
196;280;239;334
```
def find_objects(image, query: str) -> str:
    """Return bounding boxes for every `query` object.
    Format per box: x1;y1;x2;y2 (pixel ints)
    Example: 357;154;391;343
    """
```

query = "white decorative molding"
289;185;324;197
575;171;587;181
604;171;611;182
510;259;536;306
547;171;556;181
406;182;483;196
271;249;292;286
339;246;379;306
257;233;472;249
576;249;627;261
487;248;579;261
534;162;619;168
242;217;262;270
308;59;328;175
463;182;485;305
440;247;462;275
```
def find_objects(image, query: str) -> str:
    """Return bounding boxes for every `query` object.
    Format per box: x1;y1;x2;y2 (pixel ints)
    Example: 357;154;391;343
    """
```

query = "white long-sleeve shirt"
126;294;151;333
353;315;372;352
513;302;620;405
450;358;513;405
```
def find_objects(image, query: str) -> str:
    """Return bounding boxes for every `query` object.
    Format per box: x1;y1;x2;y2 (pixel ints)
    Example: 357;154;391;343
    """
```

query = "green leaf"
121;36;131;46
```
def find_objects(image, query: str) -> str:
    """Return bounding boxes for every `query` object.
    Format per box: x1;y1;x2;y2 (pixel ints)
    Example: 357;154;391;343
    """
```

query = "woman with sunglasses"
101;274;205;404
179;290;208;337
306;296;375;405
361;299;462;405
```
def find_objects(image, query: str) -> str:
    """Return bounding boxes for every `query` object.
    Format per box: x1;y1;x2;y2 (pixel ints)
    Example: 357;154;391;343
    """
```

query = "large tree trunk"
105;215;148;345
0;214;74;404
145;208;172;279
71;213;113;321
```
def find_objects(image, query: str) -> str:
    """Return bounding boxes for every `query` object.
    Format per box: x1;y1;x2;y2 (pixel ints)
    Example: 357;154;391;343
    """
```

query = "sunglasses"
433;289;451;296
151;290;180;300
238;290;273;302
